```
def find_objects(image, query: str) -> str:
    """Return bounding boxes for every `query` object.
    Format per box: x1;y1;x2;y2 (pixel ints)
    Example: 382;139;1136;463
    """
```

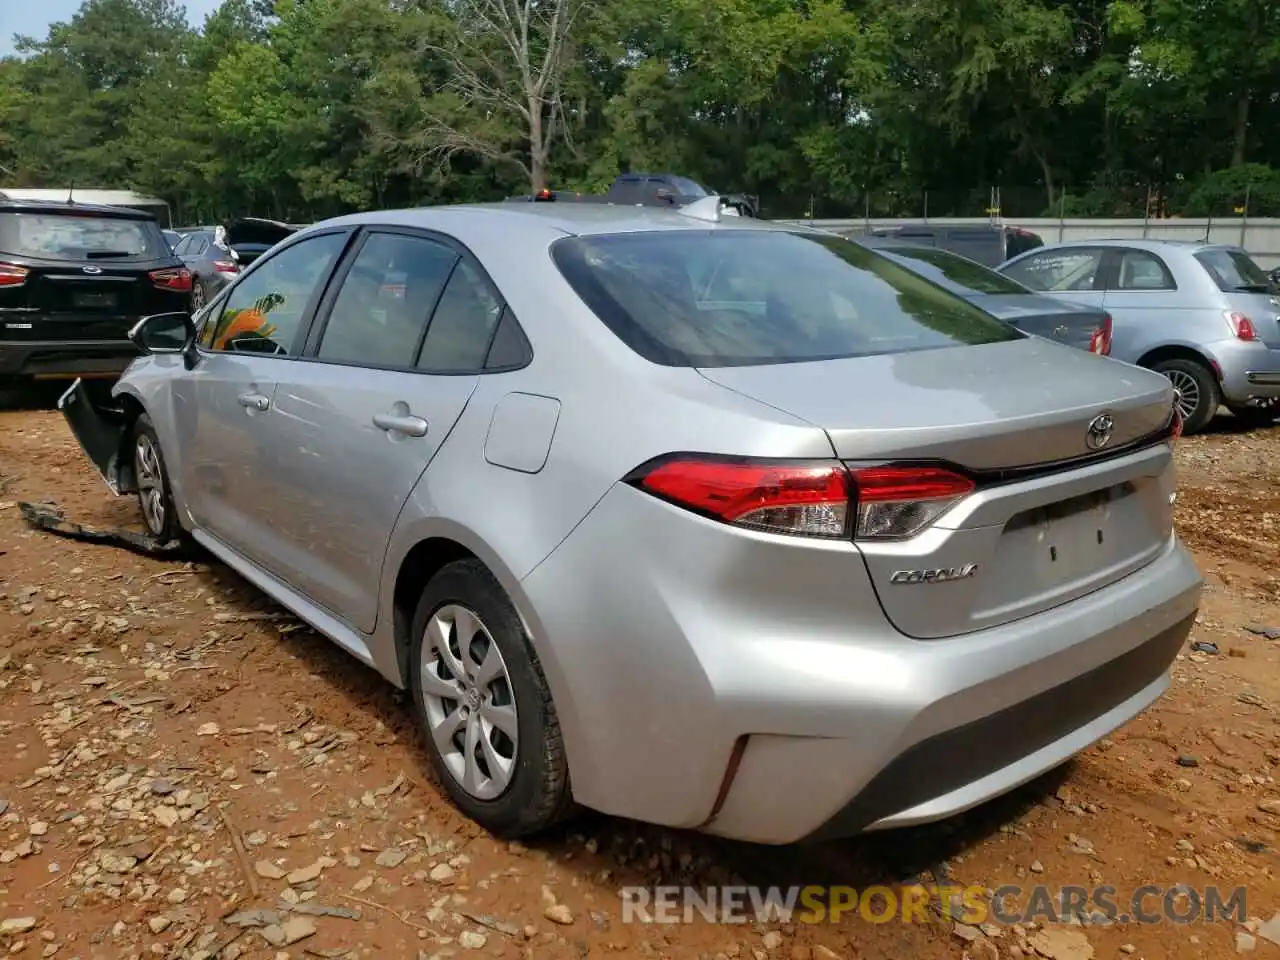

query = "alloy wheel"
134;434;166;536
418;604;519;800
1164;369;1199;423
191;281;205;311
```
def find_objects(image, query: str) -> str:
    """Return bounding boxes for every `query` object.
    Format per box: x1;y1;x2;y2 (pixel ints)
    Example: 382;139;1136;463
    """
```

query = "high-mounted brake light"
1226;311;1258;341
149;266;192;292
213;260;238;274
1089;312;1113;355
629;457;976;541
0;262;29;287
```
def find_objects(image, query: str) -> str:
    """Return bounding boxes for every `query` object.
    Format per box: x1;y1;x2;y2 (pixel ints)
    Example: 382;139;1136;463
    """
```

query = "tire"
191;277;207;312
408;558;574;837
1151;358;1220;435
132;413;183;542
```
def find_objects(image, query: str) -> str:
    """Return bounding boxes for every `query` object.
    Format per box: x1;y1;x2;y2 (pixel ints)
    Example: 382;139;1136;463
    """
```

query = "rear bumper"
0;339;138;378
1210;339;1280;401
522;483;1202;844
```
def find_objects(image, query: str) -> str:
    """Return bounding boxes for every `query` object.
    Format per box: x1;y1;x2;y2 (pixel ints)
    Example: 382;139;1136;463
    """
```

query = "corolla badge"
81;265;102;275
889;564;978;585
1086;413;1114;450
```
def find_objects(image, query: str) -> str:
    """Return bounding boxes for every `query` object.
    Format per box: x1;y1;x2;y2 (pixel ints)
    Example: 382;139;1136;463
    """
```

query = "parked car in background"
174;218;299;310
0;197;190;398
999;239;1280;433
59;200;1198;845
863;222;1043;268
857;237;1111;354
162;229;184;251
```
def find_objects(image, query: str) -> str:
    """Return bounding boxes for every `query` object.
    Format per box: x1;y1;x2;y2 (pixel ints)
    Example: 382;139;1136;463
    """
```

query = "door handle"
373;412;428;437
238;392;270;411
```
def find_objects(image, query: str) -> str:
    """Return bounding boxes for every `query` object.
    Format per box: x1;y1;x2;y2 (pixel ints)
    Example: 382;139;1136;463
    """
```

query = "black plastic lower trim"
802;611;1195;842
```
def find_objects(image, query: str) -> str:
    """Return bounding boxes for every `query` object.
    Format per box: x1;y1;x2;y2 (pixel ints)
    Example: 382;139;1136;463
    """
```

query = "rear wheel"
408;559;574;837
191;278;207;312
132;413;182;542
1151;358;1220;435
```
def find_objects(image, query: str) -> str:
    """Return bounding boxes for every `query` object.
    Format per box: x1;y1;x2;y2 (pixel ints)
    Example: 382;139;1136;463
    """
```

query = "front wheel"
132;413;182;542
1151;358;1220;435
408;559;574;837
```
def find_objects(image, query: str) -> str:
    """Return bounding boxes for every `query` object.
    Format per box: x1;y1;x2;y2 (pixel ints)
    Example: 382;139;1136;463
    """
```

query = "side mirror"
129;312;197;359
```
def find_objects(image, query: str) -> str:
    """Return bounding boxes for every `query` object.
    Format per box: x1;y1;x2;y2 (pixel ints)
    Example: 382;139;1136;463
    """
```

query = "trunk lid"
223;218;300;267
698;337;1179;638
972;293;1104;353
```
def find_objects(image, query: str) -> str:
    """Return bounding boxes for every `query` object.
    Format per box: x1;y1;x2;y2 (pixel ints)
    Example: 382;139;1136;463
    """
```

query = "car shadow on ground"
187;550;1072;903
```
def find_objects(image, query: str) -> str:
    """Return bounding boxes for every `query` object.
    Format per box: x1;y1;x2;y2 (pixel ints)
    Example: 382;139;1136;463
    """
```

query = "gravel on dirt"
3;408;1280;959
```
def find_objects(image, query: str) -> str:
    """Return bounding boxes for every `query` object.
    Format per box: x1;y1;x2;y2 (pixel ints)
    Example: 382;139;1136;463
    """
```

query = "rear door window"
316;232;457;368
552;229;1021;367
1000;248;1104;293
417;259;506;372
1195;248;1273;293
0;212;167;262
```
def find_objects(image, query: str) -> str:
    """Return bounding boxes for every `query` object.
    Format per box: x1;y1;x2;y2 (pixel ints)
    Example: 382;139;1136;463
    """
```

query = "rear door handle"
373;413;428;437
238;392;270;411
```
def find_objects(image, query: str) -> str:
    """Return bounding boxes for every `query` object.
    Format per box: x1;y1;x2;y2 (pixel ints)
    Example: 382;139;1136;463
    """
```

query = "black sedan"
857;237;1112;355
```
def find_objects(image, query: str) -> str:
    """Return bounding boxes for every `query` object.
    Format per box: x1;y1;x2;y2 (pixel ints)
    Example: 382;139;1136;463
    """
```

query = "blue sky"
2;0;226;56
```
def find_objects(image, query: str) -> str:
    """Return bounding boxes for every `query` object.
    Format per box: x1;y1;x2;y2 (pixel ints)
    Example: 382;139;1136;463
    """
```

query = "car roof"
0;198;156;220
311;201;803;245
1027;237;1239;255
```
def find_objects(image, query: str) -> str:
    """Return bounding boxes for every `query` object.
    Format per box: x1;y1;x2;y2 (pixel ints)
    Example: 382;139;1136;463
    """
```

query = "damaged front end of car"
57;378;137;496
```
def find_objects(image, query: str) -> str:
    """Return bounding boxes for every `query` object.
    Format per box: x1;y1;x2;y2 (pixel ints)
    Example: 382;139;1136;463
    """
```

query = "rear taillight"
0;262;29;287
1089;312;1113;355
629;457;975;541
149;267;192;292
1226;311;1258;341
213;260;238;274
846;465;975;540
635;457;850;538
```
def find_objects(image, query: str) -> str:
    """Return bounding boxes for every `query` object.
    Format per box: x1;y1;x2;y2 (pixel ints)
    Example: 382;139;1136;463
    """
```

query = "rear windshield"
878;245;1030;295
551;230;1022;367
1195;248;1273;293
0;211;166;262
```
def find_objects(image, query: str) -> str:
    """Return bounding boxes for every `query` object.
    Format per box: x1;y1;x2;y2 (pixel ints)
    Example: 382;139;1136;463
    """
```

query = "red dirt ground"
2;404;1280;960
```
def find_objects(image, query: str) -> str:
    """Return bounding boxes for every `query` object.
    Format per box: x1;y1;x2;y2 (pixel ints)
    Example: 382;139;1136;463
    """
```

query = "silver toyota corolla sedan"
58;200;1202;844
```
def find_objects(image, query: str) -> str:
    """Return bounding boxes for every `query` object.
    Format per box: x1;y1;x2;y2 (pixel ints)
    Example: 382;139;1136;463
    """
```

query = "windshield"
878;245;1030;296
552;230;1023;367
0;212;165;261
1195;248;1274;293
667;177;708;198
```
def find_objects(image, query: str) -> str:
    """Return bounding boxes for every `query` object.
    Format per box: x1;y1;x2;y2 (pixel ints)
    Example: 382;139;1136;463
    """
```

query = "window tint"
484;307;533;369
552;230;1022;367
0;212;166;262
1114;249;1175;290
879;246;1029;295
200;232;347;355
317;233;456;368
1195;248;1273;293
417;259;504;372
1000;248;1102;293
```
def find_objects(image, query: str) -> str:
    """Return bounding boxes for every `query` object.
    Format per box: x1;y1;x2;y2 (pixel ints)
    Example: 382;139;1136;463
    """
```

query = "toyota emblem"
1086;413;1114;450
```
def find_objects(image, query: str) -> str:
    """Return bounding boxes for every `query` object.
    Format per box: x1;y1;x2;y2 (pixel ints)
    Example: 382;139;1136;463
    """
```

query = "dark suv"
0;199;191;392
